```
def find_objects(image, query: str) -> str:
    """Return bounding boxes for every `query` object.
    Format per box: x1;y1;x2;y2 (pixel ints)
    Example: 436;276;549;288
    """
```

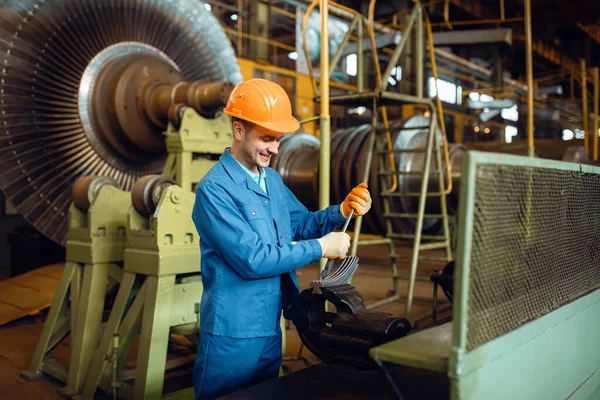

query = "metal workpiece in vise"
286;284;411;369
21;175;131;397
80;175;203;400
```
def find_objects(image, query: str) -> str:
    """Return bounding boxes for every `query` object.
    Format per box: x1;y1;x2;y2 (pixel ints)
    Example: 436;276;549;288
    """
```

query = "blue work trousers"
193;331;282;400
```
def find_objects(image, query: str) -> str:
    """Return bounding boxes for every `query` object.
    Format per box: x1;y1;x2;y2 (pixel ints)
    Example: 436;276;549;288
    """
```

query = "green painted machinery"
81;177;201;400
21;176;131;398
23;107;233;399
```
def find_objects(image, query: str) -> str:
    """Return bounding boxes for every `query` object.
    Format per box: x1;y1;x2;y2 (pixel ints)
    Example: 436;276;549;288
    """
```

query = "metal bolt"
170;191;180;203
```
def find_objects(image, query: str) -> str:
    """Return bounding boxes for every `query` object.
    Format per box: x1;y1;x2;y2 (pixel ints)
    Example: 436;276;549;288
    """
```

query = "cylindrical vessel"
271;116;465;235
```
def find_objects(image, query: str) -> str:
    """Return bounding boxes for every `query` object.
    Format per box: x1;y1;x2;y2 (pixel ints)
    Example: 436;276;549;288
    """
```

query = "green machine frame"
80;108;233;400
21;180;131;397
163;107;232;192
22;107;233;399
371;151;600;399
81;184;200;400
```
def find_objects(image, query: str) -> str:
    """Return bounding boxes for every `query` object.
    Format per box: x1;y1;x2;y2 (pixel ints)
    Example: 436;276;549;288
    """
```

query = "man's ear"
232;120;245;140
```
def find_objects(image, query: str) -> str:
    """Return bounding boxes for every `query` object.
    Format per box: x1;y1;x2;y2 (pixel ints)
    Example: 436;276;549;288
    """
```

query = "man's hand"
341;183;372;218
317;232;351;259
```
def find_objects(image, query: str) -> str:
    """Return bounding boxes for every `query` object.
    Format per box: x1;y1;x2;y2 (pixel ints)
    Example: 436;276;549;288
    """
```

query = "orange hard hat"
223;78;300;133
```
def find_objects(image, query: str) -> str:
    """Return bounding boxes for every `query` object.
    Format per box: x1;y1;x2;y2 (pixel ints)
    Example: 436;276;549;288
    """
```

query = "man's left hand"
341;183;372;218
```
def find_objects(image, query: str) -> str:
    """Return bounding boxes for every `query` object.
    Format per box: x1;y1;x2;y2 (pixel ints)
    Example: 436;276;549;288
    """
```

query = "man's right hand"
317;232;351;258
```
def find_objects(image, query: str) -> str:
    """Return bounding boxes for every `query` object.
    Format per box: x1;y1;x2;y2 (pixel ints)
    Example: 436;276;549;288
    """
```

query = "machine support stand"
22;180;130;398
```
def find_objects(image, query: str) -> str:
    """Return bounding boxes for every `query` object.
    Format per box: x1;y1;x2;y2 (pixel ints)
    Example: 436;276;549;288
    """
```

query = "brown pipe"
142;81;234;125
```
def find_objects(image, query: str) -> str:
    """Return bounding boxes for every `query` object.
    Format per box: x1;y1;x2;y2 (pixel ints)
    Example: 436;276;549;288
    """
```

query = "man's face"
232;120;284;173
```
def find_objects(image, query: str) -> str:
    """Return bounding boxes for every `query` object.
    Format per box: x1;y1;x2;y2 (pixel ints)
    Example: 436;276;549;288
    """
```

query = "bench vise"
286;284;411;369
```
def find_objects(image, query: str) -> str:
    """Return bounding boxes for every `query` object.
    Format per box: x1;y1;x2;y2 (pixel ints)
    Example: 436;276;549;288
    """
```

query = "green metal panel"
370;322;451;373
66;185;130;264
134;275;176;400
453;289;600;400
125;186;199;276
21;262;76;380
170;281;202;328
124;247;200;276
370;151;600;400
163;387;194;400
450;151;600;399
570;368;600;400
64;263;109;393
164;109;232;154
82;272;137;399
164;108;232;193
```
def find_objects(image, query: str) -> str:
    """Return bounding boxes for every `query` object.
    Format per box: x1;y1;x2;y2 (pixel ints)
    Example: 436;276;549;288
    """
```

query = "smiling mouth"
260;153;270;161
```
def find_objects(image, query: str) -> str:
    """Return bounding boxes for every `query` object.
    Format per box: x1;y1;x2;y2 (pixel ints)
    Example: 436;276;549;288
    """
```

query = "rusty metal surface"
0;0;242;244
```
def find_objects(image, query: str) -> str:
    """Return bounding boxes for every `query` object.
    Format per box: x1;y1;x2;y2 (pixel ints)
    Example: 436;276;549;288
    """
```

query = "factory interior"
1;0;600;399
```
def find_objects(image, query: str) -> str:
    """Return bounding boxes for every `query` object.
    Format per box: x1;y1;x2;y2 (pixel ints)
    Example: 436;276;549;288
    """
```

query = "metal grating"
466;162;600;352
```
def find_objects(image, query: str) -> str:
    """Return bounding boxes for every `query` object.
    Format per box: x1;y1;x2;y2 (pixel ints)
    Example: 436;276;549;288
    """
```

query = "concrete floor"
0;242;452;399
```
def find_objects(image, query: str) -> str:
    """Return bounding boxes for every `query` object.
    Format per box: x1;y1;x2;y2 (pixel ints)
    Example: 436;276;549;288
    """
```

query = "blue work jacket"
192;149;346;338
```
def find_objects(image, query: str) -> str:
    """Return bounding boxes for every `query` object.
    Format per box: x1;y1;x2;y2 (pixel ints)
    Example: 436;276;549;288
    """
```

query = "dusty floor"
0;242;452;399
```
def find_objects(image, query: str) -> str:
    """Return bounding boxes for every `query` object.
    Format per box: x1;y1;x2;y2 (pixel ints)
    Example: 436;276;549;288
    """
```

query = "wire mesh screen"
466;163;600;352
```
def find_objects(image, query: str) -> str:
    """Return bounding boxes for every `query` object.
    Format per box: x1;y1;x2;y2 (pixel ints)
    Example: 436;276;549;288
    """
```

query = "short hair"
231;117;255;133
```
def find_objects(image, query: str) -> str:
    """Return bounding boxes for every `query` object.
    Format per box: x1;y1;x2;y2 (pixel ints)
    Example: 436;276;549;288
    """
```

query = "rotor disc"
0;0;243;244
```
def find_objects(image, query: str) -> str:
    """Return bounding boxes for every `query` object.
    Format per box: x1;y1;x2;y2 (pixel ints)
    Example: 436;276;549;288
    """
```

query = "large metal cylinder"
0;0;243;244
271;116;465;235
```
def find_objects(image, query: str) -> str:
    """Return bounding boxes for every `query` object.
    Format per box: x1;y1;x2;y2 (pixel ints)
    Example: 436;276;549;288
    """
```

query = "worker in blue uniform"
191;78;372;400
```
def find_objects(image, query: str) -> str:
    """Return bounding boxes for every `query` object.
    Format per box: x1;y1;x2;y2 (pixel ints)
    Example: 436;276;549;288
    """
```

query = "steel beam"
431;28;512;46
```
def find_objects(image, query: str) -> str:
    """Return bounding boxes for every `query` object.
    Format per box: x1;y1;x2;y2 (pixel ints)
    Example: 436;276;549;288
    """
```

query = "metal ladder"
300;0;453;319
369;108;452;319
